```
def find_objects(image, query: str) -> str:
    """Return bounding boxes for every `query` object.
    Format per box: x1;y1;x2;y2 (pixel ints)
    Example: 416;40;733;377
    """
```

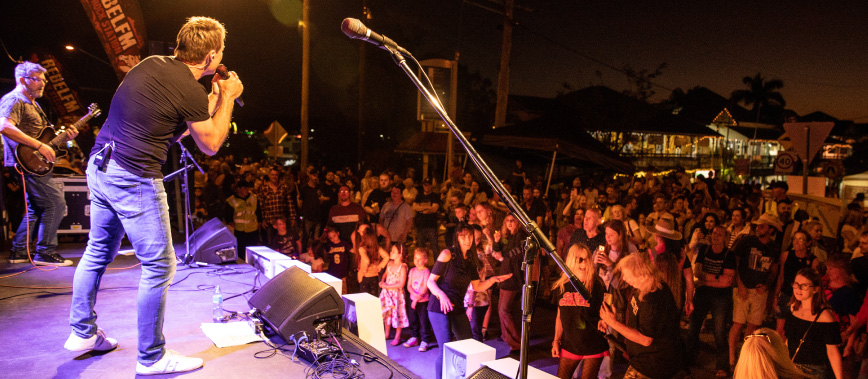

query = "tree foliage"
729;72;786;123
622;62;667;102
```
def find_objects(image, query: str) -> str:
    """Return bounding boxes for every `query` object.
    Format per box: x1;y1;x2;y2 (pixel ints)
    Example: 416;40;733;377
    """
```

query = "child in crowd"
323;225;353;293
299;240;324;272
404;248;434;352
380;244;409;346
269;217;301;258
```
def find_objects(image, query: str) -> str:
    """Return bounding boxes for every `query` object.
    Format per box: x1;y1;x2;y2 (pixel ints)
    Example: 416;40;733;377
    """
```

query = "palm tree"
730;72;786;123
730;73;786;162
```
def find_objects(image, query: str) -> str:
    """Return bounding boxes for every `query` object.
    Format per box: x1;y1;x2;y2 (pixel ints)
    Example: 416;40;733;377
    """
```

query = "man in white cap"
727;213;782;369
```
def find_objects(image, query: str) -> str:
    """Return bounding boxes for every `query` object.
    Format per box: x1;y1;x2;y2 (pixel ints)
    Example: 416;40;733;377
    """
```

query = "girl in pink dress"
380;244;409;346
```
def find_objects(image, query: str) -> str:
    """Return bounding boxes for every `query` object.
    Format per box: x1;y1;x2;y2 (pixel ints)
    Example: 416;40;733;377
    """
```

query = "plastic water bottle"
212;286;224;322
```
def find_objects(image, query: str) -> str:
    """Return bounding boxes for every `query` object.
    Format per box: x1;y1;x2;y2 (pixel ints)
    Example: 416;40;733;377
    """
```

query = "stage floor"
0;239;568;379
0;237;730;379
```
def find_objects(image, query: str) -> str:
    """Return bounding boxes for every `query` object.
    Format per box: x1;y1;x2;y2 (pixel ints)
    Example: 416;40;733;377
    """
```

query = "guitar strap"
32;101;49;125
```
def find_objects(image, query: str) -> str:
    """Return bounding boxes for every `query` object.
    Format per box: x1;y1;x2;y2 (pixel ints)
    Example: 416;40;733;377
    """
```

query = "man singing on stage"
1;61;78;266
65;16;243;376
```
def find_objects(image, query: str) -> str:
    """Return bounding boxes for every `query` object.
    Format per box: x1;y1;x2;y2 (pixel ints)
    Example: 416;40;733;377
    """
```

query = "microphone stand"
385;47;589;379
173;142;204;265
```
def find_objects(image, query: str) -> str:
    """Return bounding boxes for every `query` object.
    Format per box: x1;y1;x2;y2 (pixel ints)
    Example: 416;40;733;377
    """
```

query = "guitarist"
0;61;77;266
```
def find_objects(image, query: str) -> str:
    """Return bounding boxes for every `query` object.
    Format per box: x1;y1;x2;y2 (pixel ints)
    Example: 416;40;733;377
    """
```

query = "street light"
64;45;112;67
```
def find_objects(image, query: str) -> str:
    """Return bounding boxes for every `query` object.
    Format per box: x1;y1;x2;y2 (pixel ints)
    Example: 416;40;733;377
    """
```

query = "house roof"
666;86;755;125
552;86;719;136
482;113;636;174
729;125;782;141
505;95;565;125
394;131;454;155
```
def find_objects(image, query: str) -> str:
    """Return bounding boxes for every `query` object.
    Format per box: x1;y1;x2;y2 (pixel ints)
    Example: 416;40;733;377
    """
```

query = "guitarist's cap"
236;180;252;189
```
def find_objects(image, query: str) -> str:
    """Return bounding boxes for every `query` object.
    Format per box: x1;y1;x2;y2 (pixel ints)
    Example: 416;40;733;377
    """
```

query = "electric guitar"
14;103;100;176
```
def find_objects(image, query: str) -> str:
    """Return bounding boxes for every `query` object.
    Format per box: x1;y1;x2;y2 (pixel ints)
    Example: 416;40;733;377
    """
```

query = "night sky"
1;0;866;164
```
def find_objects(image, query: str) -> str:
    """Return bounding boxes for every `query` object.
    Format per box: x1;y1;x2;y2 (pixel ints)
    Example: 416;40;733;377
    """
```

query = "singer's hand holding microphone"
214;64;244;107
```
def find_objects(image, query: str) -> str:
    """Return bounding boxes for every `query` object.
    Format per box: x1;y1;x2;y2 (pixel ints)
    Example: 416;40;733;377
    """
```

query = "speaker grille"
190;218;237;264
467;367;512;379
248;266;344;341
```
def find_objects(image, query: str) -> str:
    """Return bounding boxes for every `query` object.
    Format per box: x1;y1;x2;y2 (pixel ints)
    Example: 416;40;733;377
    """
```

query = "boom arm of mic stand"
178;143;204;174
386;49;589;301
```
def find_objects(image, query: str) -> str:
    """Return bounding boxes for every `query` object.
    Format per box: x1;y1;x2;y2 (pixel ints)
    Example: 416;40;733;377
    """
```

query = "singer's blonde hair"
175;16;226;64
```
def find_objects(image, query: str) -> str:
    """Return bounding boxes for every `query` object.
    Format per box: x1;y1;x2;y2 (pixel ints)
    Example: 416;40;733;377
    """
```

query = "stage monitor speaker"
443;339;496;379
248;266;344;343
466;367;511;379
189;218;237;264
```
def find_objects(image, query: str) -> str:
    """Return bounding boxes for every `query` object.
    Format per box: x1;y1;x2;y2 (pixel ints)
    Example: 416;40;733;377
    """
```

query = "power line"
513;22;676;95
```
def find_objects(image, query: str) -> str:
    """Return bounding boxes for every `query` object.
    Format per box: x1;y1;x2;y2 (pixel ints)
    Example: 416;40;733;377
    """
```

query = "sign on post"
774;151;796;175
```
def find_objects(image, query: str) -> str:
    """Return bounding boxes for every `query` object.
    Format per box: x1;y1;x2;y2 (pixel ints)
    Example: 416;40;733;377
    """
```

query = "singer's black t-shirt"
93;56;210;178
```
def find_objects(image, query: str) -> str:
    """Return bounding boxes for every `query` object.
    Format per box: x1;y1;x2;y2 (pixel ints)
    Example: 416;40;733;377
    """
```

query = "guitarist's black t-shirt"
0;91;51;167
93;56;210;178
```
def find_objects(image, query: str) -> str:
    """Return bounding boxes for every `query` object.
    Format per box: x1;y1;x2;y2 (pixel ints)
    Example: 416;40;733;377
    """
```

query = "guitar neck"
70;113;96;132
48;113;94;148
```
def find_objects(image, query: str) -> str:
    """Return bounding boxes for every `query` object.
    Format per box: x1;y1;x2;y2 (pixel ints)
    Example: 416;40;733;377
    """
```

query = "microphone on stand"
215;64;244;107
340;18;413;57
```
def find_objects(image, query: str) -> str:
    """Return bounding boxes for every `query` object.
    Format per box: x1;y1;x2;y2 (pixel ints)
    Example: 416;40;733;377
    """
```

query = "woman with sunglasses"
733;328;807;379
551;243;608;379
784;268;843;379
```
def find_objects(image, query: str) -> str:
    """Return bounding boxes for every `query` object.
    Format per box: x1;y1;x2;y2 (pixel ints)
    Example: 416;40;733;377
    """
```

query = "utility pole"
300;0;310;170
493;0;514;128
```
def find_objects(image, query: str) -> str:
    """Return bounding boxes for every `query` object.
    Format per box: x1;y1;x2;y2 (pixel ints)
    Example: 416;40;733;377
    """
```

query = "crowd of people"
175;153;868;379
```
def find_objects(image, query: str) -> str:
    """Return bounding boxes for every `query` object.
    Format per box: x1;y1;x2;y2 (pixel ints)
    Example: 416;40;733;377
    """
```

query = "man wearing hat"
727;213;783;368
226;180;259;260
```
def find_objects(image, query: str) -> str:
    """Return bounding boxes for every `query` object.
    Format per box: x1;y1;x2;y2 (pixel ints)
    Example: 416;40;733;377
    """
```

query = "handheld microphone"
341;18;412;57
215;64;244;107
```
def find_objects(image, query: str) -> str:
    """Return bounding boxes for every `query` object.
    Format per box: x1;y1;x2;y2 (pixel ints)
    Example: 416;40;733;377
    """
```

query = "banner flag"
31;53;85;121
78;0;148;80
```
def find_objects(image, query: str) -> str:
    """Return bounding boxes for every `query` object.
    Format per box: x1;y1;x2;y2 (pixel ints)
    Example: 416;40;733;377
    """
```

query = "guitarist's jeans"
69;156;175;366
11;173;65;256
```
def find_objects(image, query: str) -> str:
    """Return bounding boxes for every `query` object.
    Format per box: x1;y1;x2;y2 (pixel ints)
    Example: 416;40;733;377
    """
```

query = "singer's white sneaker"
64;329;118;352
136;350;204;376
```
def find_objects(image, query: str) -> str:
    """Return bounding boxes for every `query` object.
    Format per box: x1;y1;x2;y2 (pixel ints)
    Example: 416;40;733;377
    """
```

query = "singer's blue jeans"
69;155;176;365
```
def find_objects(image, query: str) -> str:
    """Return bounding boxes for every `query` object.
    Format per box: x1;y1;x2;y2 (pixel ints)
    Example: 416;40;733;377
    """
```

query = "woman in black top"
784;268;843;379
427;224;511;379
773;230;819;336
552;243;608;379
599;253;684;379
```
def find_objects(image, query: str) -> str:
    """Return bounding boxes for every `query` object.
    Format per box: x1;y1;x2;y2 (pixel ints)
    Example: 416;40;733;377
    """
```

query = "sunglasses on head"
744;332;770;344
